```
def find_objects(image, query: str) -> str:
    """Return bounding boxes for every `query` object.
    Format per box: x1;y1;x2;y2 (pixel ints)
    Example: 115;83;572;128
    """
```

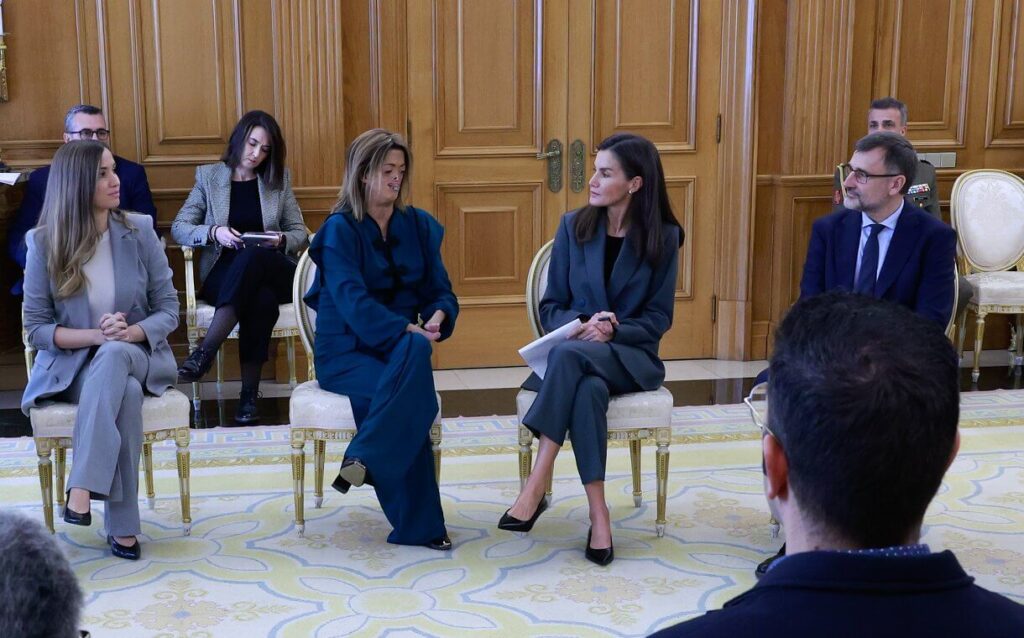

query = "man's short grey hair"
64;104;104;133
869;96;909;127
0;510;83;638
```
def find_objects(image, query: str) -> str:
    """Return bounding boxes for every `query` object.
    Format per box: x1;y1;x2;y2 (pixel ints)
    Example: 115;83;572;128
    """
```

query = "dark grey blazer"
540;210;680;390
171;162;308;282
21;213;179;414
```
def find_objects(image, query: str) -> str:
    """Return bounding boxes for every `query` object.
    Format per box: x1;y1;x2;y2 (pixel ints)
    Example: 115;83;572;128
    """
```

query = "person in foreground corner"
304;129;458;550
754;130;957;576
172;110;308;423
498;133;683;566
651;292;1024;637
21;141;180;561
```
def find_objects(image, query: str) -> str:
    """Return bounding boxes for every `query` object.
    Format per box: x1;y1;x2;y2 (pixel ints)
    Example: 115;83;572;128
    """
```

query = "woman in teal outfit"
304;129;458;549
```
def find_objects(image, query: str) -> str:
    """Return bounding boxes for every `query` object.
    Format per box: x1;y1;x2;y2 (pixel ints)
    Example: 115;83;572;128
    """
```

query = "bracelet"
209;225;219;244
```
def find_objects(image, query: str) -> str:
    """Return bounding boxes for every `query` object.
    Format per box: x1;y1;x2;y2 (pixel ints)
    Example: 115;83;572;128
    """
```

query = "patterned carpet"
1;390;1023;637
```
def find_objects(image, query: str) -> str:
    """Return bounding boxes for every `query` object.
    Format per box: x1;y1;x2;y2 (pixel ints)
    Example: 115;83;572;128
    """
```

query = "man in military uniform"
833;97;939;218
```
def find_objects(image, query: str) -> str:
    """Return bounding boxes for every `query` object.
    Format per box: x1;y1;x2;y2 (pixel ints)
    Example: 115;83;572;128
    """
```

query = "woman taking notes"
172;110;307;423
498;133;683;565
22;140;179;560
304;129;458;550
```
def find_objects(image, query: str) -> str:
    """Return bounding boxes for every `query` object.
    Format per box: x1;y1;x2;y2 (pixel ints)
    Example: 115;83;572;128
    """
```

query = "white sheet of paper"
0;172;25;186
518;318;583;380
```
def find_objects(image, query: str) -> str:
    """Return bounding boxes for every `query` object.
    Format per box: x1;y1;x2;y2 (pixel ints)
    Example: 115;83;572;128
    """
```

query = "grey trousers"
522;340;640;484
62;341;150;536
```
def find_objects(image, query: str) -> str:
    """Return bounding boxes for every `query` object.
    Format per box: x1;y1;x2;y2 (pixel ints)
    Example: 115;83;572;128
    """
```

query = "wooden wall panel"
592;0;696;150
987;0;1024;147
666;178;695;298
434;0;539;154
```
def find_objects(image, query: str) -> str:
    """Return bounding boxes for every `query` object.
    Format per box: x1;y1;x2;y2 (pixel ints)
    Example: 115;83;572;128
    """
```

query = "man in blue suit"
651;292;1024;638
753;131;957;575
7;104;158;295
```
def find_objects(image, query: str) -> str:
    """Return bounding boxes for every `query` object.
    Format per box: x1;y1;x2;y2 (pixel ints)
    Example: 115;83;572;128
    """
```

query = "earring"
628;189;634;195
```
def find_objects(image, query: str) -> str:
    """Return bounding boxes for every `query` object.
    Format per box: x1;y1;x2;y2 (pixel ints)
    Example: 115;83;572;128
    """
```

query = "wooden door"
407;0;720;367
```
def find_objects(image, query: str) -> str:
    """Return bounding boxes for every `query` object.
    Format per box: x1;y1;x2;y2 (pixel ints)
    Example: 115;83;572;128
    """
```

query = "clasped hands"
572;311;618;343
214;226;283;249
95;312;134;344
407;310;446;342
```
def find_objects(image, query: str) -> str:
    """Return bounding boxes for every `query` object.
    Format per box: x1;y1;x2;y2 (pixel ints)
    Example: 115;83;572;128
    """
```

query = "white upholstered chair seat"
30;389;191;437
963;271;1024;306
516;386;674;430
193;300;298;334
289;381;357;429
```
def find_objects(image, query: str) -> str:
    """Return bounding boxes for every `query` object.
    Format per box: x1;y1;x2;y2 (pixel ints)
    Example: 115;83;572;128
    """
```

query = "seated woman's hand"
575;311;617;343
423;310;446;334
259;231;284;249
99;312;129;341
214;226;245;249
407;323;441;342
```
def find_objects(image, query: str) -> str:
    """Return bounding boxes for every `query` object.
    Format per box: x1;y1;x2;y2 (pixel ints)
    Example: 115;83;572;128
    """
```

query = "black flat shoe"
178;346;216;382
497;496;548;533
234;389;261;424
63;505;91;527
338;458;369;488
426;533;453;551
755;543;786;579
107;535;141;561
331;473;352;494
585;527;614;566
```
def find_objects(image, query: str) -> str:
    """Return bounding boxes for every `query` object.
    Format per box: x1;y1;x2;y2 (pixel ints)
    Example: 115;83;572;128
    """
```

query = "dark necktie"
854;223;885;296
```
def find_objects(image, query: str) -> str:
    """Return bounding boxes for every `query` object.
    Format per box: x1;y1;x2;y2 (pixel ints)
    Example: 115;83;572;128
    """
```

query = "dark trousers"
201;247;296;364
522;340;640;484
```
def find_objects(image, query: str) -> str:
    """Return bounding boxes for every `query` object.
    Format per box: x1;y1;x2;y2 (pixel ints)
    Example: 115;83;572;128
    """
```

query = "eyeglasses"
839;163;900;185
67;128;111;141
744;384;776;439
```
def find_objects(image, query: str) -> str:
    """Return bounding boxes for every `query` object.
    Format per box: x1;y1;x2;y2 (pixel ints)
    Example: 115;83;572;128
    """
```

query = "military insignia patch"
907;183;930;195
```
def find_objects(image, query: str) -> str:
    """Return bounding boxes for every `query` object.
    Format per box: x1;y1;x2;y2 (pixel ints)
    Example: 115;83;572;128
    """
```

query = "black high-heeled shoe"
177;346;217;382
585;527;614;566
107;535;141;560
62;505;91;527
497;497;548;533
425;532;453;551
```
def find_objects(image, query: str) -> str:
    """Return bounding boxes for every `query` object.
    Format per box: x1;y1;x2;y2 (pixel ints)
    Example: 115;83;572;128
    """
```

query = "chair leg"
188;334;202;412
175;429;192;536
957;307;970;361
36;440;55;533
216;350;224;392
313;439;325;509
55;446;67;516
143;442;156;509
1015;315;1024;368
629;439;642;508
287;336;297;388
655;427;670;537
431;422;442;484
291;436;306;537
517;425;533;490
973;311;987;383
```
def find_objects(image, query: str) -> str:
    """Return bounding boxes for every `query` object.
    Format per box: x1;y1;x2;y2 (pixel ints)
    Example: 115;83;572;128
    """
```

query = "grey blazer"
171;162;308;283
21;213;180;414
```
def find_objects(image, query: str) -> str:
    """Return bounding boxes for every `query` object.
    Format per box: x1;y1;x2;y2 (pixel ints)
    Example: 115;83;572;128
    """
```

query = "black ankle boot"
235;388;261;424
178;346;216;382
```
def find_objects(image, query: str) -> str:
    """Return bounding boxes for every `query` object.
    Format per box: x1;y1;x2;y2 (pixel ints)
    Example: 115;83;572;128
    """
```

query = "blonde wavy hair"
334;129;412;221
37;140;133;299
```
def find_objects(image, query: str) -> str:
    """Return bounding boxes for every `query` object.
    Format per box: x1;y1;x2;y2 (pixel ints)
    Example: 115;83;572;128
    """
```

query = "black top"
604;234;624;284
228;178;264;233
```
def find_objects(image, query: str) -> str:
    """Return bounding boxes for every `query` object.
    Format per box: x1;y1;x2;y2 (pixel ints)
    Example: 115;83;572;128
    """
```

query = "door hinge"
711;294;718;323
715;114;722;144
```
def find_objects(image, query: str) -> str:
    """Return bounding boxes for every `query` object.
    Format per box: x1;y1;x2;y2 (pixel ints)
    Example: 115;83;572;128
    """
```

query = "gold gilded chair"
287;245;443;537
181;245;301;409
951;170;1024;381
515;240;675;537
23;323;192;535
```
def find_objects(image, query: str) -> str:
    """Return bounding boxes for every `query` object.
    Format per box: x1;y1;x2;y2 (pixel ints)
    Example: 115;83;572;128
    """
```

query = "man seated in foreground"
652;292;1024;637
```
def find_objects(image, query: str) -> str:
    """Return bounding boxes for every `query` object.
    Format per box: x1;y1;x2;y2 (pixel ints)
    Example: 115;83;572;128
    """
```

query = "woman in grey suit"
498;133;683;565
172;110;307;423
22;140;179;560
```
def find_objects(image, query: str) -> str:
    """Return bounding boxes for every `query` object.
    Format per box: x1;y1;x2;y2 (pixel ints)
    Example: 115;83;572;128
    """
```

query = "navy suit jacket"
534;210;681;391
649;550;1024;638
7;155;158;294
800;202;956;326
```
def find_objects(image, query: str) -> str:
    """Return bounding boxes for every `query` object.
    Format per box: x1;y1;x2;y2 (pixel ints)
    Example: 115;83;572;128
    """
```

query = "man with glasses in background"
7;104;158;295
752;130;957;578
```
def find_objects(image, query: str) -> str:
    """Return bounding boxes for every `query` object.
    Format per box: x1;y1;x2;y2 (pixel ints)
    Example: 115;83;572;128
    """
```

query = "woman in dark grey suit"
498;133;683;565
22;140;179;560
172;110;307;423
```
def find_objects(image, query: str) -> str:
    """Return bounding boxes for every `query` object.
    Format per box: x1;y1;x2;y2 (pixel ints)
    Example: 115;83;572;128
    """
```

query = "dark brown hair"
221;110;287;191
574;133;682;264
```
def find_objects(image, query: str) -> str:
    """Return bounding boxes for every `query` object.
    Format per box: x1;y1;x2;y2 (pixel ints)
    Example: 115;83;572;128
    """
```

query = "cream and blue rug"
1;390;1023;637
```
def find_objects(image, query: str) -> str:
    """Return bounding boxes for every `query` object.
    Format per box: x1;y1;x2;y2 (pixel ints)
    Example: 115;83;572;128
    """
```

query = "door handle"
569;139;586;193
537;139;563;192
